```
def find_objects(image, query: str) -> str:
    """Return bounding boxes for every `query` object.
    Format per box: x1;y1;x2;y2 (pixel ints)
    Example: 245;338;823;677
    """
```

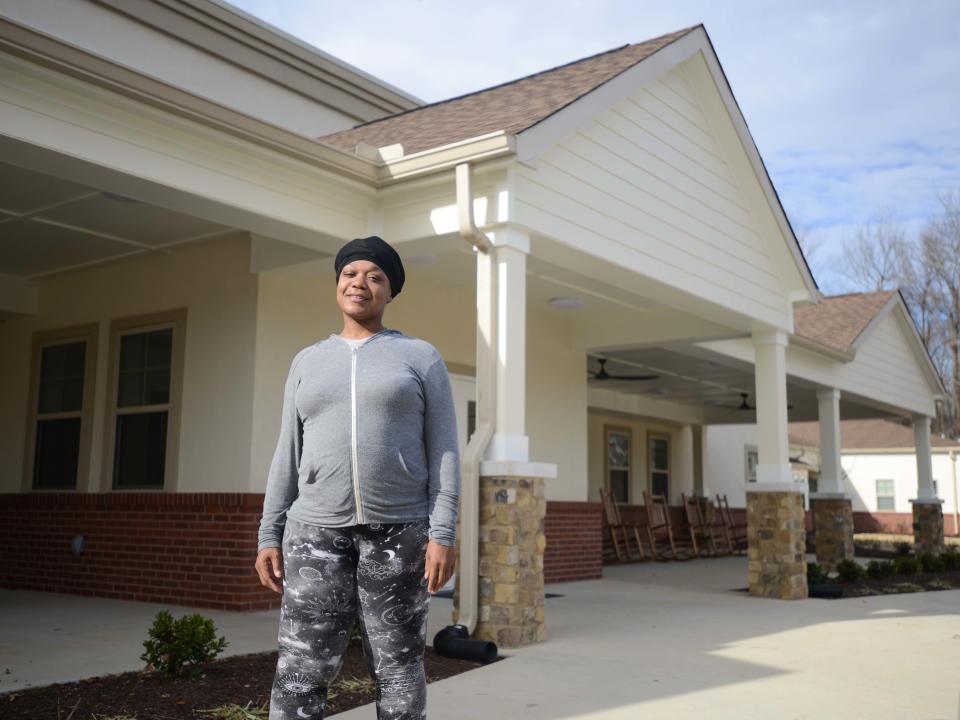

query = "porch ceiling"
0;160;236;278
589;344;909;426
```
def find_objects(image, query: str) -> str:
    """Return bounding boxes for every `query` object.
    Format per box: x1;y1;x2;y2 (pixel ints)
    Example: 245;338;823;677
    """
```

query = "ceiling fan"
707;392;793;411
587;356;660;382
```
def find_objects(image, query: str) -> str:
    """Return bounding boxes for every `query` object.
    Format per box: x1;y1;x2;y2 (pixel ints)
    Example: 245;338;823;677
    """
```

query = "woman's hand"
424;539;456;594
255;547;284;593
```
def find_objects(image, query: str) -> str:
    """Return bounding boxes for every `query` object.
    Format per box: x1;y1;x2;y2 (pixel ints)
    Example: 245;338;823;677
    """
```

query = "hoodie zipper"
350;344;364;524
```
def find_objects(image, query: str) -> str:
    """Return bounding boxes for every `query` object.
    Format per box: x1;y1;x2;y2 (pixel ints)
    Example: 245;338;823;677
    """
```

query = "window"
648;432;670;499
876;479;895;511
744;445;758;482
102;310;186;491
25;324;99;490
605;426;631;503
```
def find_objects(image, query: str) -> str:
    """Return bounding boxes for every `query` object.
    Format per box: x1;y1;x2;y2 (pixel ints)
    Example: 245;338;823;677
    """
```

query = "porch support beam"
486;227;530;463
751;329;792;486
813;388;843;496
911;413;945;555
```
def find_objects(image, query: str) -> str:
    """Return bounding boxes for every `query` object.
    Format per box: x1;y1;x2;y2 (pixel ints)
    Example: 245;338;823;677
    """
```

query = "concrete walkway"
2;558;959;719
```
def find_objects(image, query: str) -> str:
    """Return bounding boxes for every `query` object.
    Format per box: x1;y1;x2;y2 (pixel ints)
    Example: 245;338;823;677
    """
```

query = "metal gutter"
452;161;496;636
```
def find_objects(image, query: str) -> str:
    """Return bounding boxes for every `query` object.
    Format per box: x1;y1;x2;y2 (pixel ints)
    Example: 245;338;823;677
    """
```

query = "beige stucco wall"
249;264;589;501
587;411;698;507
0;231;258;493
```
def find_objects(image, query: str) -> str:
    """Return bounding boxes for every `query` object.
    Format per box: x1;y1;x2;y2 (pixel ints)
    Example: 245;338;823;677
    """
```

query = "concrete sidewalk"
2;558;959;719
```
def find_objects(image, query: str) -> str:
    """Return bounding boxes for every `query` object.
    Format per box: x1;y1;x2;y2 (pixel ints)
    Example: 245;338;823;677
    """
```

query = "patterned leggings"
269;516;432;720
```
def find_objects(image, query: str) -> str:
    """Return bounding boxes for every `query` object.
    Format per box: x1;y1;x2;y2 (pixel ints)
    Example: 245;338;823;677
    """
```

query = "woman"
254;235;460;720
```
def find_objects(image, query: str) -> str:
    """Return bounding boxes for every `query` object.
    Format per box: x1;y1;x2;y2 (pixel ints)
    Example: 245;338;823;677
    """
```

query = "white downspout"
454;161;496;636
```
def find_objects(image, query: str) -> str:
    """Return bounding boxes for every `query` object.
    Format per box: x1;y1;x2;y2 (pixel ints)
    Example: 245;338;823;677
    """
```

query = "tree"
840;209;907;292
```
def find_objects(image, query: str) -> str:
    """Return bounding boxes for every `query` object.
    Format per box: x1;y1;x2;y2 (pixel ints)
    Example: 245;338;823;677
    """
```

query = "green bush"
919;553;946;573
835;558;866;582
895;542;912;557
141;610;228;678
806;562;828;585
941;548;959;572
893;556;920;576
866;560;895;579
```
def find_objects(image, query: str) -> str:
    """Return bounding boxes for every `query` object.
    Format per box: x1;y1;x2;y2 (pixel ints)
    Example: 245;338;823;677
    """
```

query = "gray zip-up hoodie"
257;328;461;552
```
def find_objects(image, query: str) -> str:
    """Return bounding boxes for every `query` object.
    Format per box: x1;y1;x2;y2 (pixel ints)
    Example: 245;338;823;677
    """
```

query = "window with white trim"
876;479;895;511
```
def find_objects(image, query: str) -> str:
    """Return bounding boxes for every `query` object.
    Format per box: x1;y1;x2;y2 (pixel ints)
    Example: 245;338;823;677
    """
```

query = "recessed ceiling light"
548;296;584;310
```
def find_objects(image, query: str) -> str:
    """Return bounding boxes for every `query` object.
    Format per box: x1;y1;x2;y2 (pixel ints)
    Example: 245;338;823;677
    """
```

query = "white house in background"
706;419;960;535
0;0;948;615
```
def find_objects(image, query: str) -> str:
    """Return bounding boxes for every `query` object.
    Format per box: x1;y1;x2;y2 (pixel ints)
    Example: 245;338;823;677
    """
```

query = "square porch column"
810;388;854;571
747;329;807;599
487;227;530;463
911;414;945;555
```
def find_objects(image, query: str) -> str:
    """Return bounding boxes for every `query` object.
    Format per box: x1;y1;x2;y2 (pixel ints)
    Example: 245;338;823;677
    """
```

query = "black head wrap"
334;235;405;298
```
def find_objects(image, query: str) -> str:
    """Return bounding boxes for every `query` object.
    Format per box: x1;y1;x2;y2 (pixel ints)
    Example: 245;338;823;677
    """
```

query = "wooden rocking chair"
703;496;733;555
716;493;747;554
600;487;645;562
681;492;714;557
643;491;686;560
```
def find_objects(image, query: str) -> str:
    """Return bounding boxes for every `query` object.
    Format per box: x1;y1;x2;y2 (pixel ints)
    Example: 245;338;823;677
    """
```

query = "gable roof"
788;418;960;451
317;26;699;156
793;290;897;354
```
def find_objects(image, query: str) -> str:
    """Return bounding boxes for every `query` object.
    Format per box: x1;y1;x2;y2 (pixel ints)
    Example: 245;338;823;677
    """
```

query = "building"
0;1;948;644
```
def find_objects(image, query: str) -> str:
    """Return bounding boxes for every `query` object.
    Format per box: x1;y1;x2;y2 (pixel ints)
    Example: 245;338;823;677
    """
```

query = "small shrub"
919;553;946;574
893;556;920;576
866;560;895;579
882;581;924;594
941;548;959;572
895;542;912;557
927;579;954;590
835;558;866;582
806;562;828;585
141;610;228;678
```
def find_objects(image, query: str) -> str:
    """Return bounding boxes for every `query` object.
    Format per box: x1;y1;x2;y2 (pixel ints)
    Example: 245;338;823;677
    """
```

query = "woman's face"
336;259;392;322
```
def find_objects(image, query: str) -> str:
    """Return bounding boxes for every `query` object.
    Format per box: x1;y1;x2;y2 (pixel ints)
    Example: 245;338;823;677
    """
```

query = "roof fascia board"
789;334;854;362
514;29;703;166
841;447;958;454
848;293;899;350
94;0;420;119
374;132;517;184
0;16;377;184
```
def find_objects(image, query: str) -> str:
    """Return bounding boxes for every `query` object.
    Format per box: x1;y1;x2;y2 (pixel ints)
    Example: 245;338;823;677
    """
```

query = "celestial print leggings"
269;515;432;720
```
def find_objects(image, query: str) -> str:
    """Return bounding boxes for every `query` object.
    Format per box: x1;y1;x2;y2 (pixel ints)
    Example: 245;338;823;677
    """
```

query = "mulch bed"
830;569;960;598
0;640;494;719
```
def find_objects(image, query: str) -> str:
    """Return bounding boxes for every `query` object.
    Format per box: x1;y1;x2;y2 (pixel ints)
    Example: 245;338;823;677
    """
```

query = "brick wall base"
746;491;808;600
0;492;275;611
544;501;603;583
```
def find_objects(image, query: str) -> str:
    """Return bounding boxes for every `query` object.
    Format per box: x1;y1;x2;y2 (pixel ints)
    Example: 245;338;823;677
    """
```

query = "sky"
226;0;960;294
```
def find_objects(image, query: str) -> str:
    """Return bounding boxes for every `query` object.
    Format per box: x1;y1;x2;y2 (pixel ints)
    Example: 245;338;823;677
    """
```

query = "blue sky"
226;0;959;293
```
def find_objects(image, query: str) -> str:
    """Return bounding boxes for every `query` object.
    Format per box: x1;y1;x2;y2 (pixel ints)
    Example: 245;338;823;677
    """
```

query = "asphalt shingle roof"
793;290;897;354
317;26;700;156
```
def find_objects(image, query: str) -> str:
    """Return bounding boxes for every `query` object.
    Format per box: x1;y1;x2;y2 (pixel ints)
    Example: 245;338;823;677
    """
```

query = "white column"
912;414;937;501
752;329;793;487
813;388;844;496
485;227;530;463
676;424;695;503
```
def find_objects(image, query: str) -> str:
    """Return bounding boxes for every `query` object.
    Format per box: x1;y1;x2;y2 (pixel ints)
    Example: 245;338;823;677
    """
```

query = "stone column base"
912;501;945;555
453;474;547;647
811;495;854;572
747;490;808;600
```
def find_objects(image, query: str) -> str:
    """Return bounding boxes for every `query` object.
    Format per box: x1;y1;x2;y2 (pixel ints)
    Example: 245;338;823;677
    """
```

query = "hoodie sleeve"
421;353;462;546
257;347;309;553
